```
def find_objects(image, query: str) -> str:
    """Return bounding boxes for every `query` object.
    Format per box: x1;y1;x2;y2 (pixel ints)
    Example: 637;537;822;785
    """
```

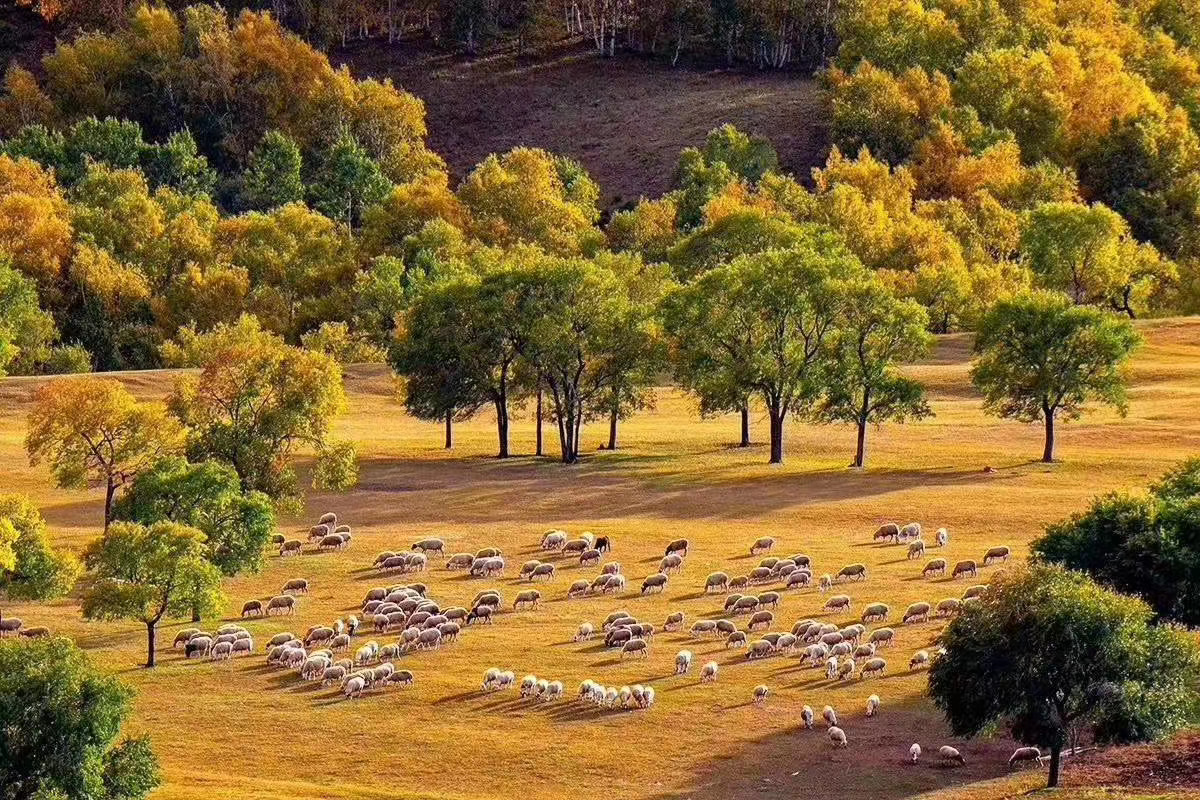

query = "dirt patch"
1063;734;1200;791
334;38;828;207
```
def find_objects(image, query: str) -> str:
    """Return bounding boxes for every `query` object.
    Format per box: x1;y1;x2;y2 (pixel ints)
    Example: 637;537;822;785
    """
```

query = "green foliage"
0;257;59;376
0;637;160;800
668;208;807;280
0;493;81;601
239;130;305;212
1034;457;1200;624
307;129;392;228
114;457;276;578
971;291;1140;461
929;563;1200;787
301;321;385;364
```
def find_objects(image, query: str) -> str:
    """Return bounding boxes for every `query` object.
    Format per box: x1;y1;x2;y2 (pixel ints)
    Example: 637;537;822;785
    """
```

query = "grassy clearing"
3;319;1199;800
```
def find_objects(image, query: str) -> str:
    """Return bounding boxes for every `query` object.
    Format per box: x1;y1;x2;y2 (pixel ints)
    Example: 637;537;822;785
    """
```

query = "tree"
929;563;1200;788
0;257;59;376
1033;457;1200;625
820;278;932;468
307;129;392;228
0;637;160;800
164;316;355;506
662;231;862;464
114;457;275;578
239;130;305;211
971;291;1140;463
26;377;184;528
0;493;80;602
82;520;224;668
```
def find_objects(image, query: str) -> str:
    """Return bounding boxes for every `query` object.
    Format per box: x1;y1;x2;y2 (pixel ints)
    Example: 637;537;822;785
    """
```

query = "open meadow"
2;318;1200;800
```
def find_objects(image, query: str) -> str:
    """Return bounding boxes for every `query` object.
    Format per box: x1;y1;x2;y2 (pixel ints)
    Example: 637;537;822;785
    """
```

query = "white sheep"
822;705;838;727
825;655;839;680
1009;746;1044;768
675;650;693;675
343;675;366;699
544;681;564;702
753;685;769;705
801;705;814;729
482;667;501;691
909;743;921;763
939;745;966;766
575;622;595;642
640;686;655;708
910;650;930;670
520;675;538;697
866;694;880;717
700;661;719;683
828;726;847;747
497;671;515;690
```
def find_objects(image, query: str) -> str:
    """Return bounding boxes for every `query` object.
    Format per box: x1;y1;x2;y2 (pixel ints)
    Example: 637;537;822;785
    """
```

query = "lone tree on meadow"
929;563;1200;788
971;291;1139;463
82;520;224;668
820;277;932;468
25;377;184;529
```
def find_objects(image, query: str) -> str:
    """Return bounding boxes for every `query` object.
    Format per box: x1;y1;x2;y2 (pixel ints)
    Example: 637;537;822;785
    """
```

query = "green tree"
1033;457;1200;625
82;520;225;668
0;637;160;800
142;130;217;198
0;257;59;376
971;291;1140;463
239;130;305;212
114;457;275;578
307;129;391;228
820;278;932;468
0;493;80;602
662;230;862;464
929;563;1200;788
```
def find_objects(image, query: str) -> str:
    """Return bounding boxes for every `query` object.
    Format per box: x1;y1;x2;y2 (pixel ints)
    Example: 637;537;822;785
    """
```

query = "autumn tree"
971;291;1140;463
26;377;184;528
82;520;224;668
0;493;80;602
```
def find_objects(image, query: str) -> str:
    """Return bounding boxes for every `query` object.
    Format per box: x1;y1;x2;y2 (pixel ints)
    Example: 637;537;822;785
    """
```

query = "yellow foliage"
0;156;73;289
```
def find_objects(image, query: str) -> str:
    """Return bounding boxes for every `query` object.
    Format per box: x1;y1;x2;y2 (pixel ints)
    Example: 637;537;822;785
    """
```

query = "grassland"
3;319;1200;800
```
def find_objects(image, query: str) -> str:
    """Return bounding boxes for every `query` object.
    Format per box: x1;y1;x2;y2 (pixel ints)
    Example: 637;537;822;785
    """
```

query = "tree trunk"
535;387;544;457
495;390;509;459
191;606;200;623
855;420;868;468
739;404;750;447
1042;410;1056;463
104;479;117;531
145;621;157;668
768;405;784;464
607;403;619;450
1047;744;1062;787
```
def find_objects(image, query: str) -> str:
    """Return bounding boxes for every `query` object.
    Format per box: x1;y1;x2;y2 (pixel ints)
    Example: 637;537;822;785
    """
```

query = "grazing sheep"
837;657;856;680
785;570;812;589
715;619;737;635
819;574;833;592
621;638;649;659
899;522;922;540
903;602;931;624
837;563;868;582
606;628;633;649
595;536;612;553
266;595;296;615
952;560;978;579
825;656;840;680
520;675;538;697
759;591;781;609
269;533;285;546
309;524;330;542
866;693;881;716
936;598;961;617
829;726;848;747
330;633;351;652
869;627;895;647
664;612;684;632
936;528;949;547
563;539;589;555
704;572;729;593
283;578;309;594
412;538;445;555
753;684;770;704
984;545;1011;564
700;661;719;682
861;657;887;679
675;650;693;674
748;567;773;584
824;594;851;612
579;549;601;567
801;705;815;729
241;600;264;618
830;641;852;657
748;610;774;631
601;562;622;576
910;743;922;763
513;590;541;610
823;705;838;727
279;539;302;556
963;584;989;599
172;628;202;648
853;642;876;659
416;629;442;650
544;681;564;702
750;536;776;555
660;554;684;574
910;650;930;670
344;675;366;699
641;573;668;595
1009;747;1044;768
759;557;779;570
746;639;772;659
733;595;759;614
602;574;626;593
691;620;718;637
862;603;889;623
318;512;337;527
923;558;947;578
322;665;347;686
874;523;900;542
567;580;589;598
388;669;414;687
729;575;750;590
575;622;595;642
939;746;966;766
908;540;926;560
520;559;542;579
541;530;567;550
497;671;515;690
210;641;234;661
665;538;689;557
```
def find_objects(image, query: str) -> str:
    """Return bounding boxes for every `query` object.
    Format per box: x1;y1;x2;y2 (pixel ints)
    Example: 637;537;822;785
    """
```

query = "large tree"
26;377;184;528
164;315;355;506
662;230;863;464
82;520;224;668
0;493;80;602
0;637;160;800
820;277;932;468
971;291;1140;463
929;563;1200;788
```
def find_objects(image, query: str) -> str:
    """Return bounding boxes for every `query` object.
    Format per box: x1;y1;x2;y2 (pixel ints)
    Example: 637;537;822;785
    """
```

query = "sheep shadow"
432;689;488;705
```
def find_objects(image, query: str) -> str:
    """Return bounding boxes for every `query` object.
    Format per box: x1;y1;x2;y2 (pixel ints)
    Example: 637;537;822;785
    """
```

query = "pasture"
3;319;1200;800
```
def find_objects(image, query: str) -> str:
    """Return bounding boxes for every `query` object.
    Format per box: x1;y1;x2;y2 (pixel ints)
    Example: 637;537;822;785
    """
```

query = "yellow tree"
26;377;185;528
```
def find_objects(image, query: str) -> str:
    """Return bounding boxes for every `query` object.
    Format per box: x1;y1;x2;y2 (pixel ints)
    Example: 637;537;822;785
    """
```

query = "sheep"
305;626;335;647
750;536;776;555
602;574;626;594
279;539;302;556
704;572;729;593
321;665;347;686
412;538;445;555
525;562;554;583
837;657;856;680
344;675;367;699
660;554;684;574
952;559;978;579
837;563;868;582
595;536;612;553
269;533;286;546
317;512;337;527
785;570;812;589
300;655;330;679
520;675;538;697
443;607;468;623
759;591;781;609
690;620;718;637
908;540;926;560
579;549;601;567
172;628;202;648
874;523;900;542
520;559;542;579
825;656;840;680
984;545;1011;565
210;641;234;661
266;595;296;615
663;612;684;632
603;687;619;707
641;573;668;595
748;566;773;584
282;578;309;595
936;528;949;547
729;575;749;590
567;579;590;599
910;650;931;670
579;679;597;699
621;638;649;659
482;667;502;690
759;557;779;570
865;693;881;717
309;524;331;542
606;562;624;576
829;726;848;747
746;639;772;659
936;598;961;617
823;705;838;727
861;657;887;678
387;669;414;688
853;642;876;659
819;574;833;592
318;534;346;551
939;746;966;766
675;650;693;674
416;628;442;650
801;705;815;729
544;681;564;702
664;538;689;558
753;684;770;705
575;622;595;642
910;743;922;763
606;628;634;649
513;590;541;610
266;632;296;649
861;603;889;623
329;633;351;652
699;660;718;684
830;641;853;657
869;627;895;647
733;595;759;614
239;599;264;618
438;622;460;642
923;558;947;578
603;610;634;629
1009;746;1044;768
473;590;502;609
903;602;931;624
541;530;568;550
563;539;589;555
899;522;922;540
824;594;851;612
748;610;774;631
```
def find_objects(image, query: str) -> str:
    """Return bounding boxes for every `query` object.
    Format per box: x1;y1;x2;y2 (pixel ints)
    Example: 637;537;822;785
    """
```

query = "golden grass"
3;319;1200;800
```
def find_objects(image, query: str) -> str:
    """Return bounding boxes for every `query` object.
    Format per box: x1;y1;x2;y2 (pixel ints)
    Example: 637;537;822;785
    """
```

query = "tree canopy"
0;493;80;602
